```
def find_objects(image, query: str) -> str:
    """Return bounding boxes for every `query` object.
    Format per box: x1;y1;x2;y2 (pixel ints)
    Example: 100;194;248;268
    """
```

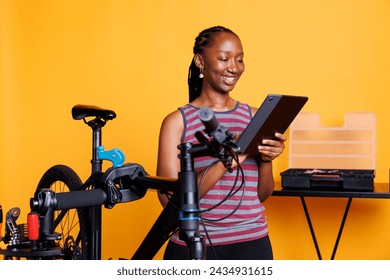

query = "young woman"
156;26;286;260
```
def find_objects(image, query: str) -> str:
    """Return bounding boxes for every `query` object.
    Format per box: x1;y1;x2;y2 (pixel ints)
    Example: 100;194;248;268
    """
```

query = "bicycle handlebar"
31;164;179;213
199;107;220;135
56;189;107;210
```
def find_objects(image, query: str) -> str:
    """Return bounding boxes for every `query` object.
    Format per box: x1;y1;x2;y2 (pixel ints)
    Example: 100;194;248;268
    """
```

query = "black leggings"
163;236;273;260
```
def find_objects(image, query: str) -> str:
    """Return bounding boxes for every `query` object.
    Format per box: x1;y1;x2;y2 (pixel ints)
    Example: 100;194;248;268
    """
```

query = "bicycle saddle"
71;104;116;120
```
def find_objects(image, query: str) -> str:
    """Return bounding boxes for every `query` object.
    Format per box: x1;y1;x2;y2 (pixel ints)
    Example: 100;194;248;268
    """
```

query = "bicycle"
0;104;238;260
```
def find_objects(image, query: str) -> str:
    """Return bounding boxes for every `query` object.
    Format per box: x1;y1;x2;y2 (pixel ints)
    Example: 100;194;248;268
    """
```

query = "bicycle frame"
29;141;211;259
2;105;236;260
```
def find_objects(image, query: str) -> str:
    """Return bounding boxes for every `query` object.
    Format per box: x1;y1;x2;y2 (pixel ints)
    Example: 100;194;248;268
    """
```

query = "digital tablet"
237;94;308;155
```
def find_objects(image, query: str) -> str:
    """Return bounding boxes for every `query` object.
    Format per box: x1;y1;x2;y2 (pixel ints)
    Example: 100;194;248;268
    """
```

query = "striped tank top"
170;102;268;246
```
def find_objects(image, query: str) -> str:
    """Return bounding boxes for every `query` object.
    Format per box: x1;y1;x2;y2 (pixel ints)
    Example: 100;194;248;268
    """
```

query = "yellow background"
1;0;390;259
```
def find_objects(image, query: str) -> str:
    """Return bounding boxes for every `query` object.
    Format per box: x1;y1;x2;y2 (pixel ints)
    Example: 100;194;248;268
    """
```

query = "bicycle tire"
36;164;91;259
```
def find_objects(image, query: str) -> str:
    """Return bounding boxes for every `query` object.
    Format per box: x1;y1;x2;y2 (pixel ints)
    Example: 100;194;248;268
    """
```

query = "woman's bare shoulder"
159;108;185;137
161;109;183;127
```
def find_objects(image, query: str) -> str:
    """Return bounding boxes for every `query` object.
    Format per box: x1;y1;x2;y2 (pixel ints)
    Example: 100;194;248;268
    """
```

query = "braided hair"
188;26;238;102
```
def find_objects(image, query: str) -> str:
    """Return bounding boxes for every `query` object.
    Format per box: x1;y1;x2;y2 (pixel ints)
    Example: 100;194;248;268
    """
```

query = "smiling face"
195;32;245;95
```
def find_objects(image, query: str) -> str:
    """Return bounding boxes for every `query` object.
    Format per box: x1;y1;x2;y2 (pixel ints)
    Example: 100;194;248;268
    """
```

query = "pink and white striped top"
170;102;268;246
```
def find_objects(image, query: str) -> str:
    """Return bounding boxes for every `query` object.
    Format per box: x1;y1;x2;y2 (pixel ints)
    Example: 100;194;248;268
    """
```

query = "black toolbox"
280;168;375;191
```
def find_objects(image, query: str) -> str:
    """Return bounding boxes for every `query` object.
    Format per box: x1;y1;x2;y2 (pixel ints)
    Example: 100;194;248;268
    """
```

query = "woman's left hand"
257;132;287;162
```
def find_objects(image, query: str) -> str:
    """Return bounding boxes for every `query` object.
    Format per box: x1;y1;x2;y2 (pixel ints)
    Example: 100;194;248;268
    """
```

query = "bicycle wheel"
36;164;90;259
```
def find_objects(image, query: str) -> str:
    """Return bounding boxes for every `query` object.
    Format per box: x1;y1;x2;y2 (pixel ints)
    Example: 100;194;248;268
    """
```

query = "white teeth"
223;76;235;82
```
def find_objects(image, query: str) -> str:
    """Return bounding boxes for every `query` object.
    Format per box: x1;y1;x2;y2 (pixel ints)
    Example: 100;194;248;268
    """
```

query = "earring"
199;68;204;78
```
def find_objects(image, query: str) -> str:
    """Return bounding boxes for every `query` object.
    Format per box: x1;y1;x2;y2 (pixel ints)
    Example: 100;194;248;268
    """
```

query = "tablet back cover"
237;94;308;155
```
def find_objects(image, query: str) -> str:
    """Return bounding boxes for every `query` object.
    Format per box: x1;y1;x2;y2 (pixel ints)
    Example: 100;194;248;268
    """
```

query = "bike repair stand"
178;142;205;260
88;115;106;260
130;140;207;260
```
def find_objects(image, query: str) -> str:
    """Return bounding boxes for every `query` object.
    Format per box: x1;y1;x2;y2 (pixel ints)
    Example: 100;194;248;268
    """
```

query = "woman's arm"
156;109;248;206
248;107;286;202
256;133;286;202
156;110;183;207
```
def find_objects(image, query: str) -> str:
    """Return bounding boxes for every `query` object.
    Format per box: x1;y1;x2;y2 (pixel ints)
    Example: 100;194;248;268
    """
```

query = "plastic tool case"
281;168;375;191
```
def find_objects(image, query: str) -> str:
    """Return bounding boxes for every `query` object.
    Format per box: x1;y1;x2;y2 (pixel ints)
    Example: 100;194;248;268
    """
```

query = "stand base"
0;247;63;259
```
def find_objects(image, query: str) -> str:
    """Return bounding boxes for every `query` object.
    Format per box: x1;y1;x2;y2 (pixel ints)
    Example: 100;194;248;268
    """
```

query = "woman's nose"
227;60;238;73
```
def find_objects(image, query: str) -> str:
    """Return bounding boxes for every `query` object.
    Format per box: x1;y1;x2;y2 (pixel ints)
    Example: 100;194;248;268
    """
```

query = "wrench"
3;207;21;244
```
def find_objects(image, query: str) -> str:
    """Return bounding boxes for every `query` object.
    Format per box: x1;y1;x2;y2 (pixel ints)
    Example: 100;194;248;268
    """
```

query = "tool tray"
280;168;375;191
